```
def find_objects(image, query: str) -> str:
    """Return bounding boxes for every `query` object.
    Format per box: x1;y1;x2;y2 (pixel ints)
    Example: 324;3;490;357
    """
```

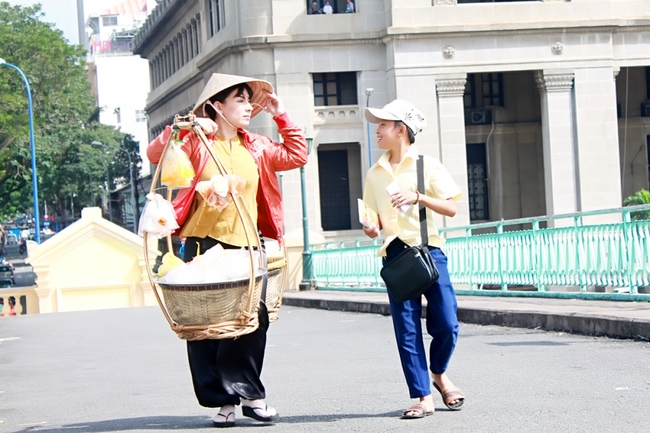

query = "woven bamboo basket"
143;114;265;341
266;252;288;322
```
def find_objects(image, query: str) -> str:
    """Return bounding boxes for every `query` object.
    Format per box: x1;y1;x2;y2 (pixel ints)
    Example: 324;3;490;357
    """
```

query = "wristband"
415;190;420;204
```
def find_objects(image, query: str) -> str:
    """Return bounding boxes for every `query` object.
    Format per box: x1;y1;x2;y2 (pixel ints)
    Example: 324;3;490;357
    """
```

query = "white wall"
95;55;151;176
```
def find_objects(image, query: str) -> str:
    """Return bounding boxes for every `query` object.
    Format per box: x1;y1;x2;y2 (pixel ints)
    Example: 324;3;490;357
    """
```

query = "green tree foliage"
623;189;650;221
0;2;140;222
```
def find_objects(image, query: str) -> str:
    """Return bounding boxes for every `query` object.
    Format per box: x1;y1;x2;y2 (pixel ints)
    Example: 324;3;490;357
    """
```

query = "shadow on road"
487;340;570;346
17;416;211;432
16;411;399;432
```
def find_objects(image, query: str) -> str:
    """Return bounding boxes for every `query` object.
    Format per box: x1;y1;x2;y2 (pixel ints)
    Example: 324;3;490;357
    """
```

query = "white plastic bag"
139;193;180;238
159;244;262;284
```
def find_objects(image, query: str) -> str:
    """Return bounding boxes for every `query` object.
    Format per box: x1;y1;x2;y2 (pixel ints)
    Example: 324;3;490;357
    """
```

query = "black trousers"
184;236;269;408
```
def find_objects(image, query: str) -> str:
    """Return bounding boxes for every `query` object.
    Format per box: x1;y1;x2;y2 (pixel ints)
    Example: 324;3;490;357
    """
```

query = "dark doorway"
318;149;352;230
467;143;490;221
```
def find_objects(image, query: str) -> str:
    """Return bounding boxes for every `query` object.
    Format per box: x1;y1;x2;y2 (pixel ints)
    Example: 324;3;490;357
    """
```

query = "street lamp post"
365;88;374;168
0;58;41;244
92;141;137;233
299;136;314;291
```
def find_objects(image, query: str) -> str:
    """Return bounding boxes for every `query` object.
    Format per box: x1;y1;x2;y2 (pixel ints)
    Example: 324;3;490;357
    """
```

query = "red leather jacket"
147;112;308;242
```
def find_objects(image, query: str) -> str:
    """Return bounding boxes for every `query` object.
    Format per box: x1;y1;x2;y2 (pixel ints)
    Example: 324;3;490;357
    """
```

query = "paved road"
1;306;649;432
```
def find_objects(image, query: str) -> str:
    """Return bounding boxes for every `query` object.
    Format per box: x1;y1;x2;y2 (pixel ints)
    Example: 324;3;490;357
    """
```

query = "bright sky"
5;0;123;45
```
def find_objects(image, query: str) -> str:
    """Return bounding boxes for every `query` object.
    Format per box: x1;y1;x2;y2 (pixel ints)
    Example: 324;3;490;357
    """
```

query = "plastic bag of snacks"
139;193;180;238
161;139;195;189
159;244;262;284
197;174;247;211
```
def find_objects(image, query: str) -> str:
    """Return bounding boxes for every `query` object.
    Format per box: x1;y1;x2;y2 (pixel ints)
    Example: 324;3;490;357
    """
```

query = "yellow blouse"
180;134;260;247
363;145;462;256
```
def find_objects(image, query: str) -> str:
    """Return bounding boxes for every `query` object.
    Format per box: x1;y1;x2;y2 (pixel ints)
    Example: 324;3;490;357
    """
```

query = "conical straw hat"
192;73;274;118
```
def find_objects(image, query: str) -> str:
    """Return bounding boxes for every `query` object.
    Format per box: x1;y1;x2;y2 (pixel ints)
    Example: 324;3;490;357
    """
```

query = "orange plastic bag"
161;139;195;189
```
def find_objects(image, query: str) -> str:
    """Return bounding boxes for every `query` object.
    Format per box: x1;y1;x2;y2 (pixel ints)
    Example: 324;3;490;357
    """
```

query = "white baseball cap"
364;99;426;136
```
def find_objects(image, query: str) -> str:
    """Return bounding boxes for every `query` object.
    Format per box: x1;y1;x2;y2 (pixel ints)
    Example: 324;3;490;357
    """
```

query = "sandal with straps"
212;410;235;428
401;403;434;419
433;381;465;411
241;403;279;422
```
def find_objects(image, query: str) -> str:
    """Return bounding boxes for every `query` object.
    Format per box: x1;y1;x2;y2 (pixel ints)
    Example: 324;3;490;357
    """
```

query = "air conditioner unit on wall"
641;101;650;118
466;108;492;126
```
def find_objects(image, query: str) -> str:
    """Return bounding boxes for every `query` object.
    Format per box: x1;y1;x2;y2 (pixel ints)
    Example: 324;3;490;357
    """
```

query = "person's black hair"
394;120;415;144
205;82;254;121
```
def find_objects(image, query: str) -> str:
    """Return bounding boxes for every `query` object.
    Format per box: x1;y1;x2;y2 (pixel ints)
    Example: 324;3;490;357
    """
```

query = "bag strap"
417;155;428;247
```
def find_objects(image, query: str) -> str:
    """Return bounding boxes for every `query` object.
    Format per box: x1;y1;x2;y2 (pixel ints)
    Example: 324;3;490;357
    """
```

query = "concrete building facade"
133;0;650;241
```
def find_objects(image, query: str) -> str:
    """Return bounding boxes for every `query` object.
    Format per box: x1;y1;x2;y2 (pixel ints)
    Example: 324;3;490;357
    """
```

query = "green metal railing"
310;204;650;300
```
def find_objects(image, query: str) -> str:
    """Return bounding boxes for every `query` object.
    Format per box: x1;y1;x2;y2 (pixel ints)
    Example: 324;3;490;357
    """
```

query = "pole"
106;167;112;222
0;59;40;244
365;88;374;168
126;151;137;233
299;164;313;290
299;136;314;290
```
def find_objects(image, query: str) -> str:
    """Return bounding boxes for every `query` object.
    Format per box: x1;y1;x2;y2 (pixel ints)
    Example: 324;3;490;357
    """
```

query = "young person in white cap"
362;99;465;419
147;73;308;427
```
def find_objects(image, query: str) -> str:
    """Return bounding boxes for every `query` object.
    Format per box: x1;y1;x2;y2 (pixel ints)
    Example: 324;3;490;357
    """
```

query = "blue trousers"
384;239;459;398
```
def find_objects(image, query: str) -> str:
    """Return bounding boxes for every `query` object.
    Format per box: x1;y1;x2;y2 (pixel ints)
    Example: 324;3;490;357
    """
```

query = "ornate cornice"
433;0;457;5
436;78;467;98
534;70;574;93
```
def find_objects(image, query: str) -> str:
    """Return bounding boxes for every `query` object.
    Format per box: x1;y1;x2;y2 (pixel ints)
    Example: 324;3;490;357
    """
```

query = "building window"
188;25;194;58
102;16;118;26
466;143;489;221
306;0;356;14
646;67;650;100
178;34;185;66
170;44;176;73
208;0;215;36
458;0;538;3
465;73;504;109
207;0;226;36
464;75;476;109
318;143;363;231
482;73;503;107
136;110;146;123
196;15;202;52
183;29;189;63
313;72;358;106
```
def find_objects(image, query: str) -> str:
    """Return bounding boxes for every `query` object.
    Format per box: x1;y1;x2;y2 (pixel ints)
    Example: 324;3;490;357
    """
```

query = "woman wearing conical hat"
147;73;308;427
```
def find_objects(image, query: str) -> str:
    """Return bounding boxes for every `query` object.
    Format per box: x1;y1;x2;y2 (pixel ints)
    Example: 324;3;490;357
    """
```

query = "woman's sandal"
401;403;434;419
241;404;279;422
212;411;235;428
433;381;465;411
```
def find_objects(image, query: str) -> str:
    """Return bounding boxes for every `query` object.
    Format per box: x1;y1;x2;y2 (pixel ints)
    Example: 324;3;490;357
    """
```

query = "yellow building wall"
27;207;160;314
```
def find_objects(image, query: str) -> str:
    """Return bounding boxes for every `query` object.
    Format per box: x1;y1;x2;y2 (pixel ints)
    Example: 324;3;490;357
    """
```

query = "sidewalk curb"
283;296;391;316
283;294;650;341
457;308;650;341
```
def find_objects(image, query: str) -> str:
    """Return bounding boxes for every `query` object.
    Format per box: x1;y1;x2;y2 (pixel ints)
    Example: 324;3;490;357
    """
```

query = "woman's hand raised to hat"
196;117;218;136
263;92;285;117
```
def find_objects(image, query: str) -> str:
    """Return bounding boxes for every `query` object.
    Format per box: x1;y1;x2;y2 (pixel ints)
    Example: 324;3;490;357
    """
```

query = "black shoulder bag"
380;156;440;303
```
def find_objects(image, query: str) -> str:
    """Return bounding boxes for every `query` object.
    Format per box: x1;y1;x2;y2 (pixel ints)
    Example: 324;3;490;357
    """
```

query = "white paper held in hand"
386;181;411;212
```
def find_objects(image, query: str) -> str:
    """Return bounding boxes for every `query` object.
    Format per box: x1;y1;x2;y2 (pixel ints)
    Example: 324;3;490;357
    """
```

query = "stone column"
435;74;470;228
534;69;578;221
573;67;622;218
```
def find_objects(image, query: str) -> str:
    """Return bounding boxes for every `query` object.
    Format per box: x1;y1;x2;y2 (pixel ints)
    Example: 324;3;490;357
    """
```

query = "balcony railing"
313;105;362;126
